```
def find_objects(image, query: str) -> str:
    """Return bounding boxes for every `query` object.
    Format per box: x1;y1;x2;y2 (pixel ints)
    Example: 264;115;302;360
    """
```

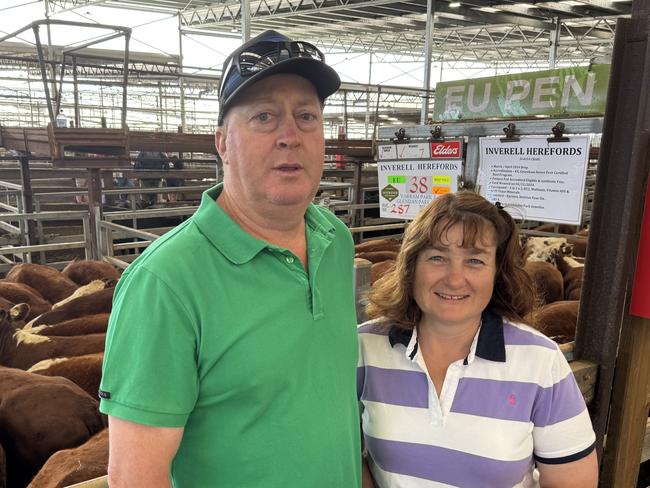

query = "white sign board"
477;135;590;225
377;140;464;220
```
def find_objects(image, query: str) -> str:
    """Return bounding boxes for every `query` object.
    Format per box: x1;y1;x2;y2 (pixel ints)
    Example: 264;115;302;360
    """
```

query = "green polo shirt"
100;184;361;487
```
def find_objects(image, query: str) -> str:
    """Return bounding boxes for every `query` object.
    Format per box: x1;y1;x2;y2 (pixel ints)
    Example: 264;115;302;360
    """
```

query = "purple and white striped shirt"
357;310;595;488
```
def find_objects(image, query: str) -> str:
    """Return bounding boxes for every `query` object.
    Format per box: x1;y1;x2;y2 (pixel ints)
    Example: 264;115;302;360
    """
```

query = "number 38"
409;176;429;193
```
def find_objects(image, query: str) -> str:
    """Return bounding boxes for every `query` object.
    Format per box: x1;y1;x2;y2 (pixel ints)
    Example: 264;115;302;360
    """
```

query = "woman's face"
413;222;498;330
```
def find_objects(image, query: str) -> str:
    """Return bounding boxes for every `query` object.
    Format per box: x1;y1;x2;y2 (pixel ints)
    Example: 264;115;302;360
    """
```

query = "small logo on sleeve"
98;390;111;399
507;393;517;406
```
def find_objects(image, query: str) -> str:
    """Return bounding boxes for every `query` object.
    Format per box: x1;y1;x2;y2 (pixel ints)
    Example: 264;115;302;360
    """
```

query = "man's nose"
276;115;301;149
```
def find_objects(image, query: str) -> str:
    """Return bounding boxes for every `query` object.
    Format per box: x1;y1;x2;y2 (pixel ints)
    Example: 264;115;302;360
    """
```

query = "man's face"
215;73;325;211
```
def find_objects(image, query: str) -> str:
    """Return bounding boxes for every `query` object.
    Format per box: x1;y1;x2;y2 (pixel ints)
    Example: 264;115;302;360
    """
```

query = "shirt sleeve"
99;265;200;427
531;346;596;463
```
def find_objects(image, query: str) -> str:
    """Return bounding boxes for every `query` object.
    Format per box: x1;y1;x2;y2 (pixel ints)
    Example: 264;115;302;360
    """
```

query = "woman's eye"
428;255;444;262
468;258;485;265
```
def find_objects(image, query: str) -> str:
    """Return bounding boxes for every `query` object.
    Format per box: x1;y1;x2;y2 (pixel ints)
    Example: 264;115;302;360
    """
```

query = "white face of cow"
525;237;573;264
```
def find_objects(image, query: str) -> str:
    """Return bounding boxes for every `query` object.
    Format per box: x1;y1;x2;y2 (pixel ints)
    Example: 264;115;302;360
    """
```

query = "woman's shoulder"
500;317;561;352
357;317;392;335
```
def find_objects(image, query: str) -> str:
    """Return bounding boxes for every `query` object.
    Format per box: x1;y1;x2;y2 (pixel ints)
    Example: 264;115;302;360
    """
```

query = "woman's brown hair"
366;191;535;330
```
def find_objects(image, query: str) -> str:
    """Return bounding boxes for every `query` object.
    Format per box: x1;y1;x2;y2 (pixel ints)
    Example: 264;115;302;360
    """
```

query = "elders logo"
430;141;461;159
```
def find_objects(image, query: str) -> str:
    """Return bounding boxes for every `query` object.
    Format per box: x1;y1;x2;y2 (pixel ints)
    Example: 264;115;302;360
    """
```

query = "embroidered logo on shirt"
507;393;517;406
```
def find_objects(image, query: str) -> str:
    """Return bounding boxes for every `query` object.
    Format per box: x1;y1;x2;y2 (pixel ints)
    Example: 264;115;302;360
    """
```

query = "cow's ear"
9;303;30;322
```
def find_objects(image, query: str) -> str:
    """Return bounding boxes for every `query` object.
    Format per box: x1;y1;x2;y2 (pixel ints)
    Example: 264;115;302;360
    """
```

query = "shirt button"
286;256;294;264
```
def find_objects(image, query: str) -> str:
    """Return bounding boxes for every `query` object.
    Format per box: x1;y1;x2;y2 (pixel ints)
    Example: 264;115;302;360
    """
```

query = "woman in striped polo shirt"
358;191;597;488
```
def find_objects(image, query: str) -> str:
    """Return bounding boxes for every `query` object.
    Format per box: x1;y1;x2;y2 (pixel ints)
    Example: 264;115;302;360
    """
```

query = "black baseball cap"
217;30;341;125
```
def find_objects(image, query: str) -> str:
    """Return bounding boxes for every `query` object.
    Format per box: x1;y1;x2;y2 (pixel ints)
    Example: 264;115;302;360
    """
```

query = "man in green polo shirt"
100;30;361;487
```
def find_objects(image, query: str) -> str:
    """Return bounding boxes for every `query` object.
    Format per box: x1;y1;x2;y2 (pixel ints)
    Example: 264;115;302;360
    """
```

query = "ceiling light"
449;2;461;7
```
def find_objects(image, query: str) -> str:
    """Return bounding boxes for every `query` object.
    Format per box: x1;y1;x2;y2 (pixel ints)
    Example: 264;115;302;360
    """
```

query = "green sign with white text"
433;65;610;121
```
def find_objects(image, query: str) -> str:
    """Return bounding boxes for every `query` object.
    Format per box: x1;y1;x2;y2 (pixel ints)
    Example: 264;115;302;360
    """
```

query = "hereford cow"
29;314;109;337
5;264;77;304
354;251;398;264
0;367;105;488
568;236;588;258
62;259;121;287
27;429;108;488
354;237;401;254
556;256;585;301
0;306;106;370
532;300;580;343
0;282;51;321
28;287;114;328
371;260;395;286
524;261;564;305
52;281;108;310
524;237;573;265
29;353;104;399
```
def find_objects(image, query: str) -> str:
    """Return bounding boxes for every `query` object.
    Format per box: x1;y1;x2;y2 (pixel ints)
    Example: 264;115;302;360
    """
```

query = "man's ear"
215;128;227;164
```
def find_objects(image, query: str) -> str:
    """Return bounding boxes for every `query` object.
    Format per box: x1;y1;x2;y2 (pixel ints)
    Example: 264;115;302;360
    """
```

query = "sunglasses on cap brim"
218;40;326;99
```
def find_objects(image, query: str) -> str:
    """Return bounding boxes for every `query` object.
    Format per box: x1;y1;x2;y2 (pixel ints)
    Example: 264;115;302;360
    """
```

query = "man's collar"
388;309;506;363
193;184;336;264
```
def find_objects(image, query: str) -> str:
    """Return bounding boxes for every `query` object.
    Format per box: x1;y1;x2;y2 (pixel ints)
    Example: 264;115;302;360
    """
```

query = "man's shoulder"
308;204;351;237
125;218;205;278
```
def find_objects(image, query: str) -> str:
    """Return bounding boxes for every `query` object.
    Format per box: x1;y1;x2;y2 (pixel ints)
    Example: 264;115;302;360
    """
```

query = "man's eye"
299;112;316;121
256;112;271;122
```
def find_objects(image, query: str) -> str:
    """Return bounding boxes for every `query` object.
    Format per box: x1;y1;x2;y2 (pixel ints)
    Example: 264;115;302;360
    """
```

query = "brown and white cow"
556;256;585;301
0;282;51;321
27;429;108;488
355;250;399;264
0;367;105;488
28;352;104;399
354;237;402;254
371;260;395;286
531;300;580;343
62;259;121;287
29;314;109;337
28;287;114;328
0;306;105;370
524;261;564;306
5;264;77;304
524;237;573;265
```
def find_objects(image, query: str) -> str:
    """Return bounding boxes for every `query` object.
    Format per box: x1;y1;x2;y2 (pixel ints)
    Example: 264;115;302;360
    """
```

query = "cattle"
52;281;107;310
568;236;588;258
28;287;114;328
0;306;106;370
371;260;395;285
532;300;580;343
524;261;564;305
62;259;121;287
28;353;104;399
354;251;398;264
27;429;108;488
354;237;401;254
523;237;573;265
0;282;51;321
0;367;105;488
556;256;585;301
5;264;77;304
29;314;109;337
